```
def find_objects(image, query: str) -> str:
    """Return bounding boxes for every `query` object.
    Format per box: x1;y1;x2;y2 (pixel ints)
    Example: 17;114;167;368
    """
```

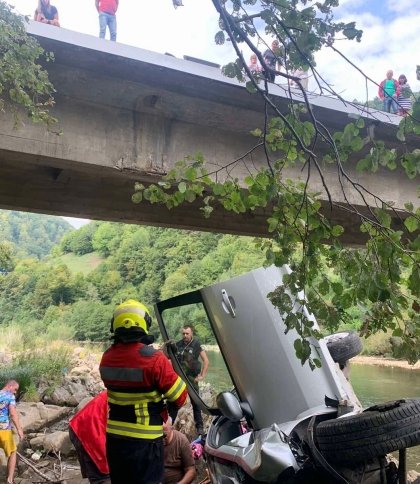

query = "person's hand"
18;429;24;440
194;375;204;382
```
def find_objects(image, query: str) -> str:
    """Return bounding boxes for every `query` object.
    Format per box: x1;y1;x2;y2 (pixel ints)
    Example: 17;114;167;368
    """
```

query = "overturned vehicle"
155;266;420;483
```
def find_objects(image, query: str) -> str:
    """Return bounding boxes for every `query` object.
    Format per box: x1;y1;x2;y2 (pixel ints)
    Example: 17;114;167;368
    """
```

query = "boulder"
30;431;73;456
18;402;71;432
408;470;420;483
75;396;94;413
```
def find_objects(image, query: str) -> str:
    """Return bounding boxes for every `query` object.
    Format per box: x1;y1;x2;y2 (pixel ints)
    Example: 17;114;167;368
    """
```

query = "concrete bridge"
0;21;418;244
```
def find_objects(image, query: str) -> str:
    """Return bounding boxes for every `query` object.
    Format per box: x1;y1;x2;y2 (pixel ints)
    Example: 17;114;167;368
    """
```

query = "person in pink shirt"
95;0;119;41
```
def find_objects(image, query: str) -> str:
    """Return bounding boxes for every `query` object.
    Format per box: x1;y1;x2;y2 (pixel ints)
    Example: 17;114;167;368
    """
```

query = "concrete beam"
0;22;417;244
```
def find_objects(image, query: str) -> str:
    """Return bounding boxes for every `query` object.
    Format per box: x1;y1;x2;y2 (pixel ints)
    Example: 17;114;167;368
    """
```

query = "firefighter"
100;299;187;484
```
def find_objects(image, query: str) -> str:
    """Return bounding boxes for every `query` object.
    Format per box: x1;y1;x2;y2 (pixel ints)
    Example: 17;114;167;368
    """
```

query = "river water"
205;351;420;470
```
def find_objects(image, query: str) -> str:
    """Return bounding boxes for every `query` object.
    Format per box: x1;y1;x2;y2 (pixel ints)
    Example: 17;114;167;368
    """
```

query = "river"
205;351;420;470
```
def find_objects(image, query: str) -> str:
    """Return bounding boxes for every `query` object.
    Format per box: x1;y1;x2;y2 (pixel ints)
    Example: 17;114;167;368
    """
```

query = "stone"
408;470;420;483
75;396;93;413
31;451;42;461
30;431;73;456
18;402;71;432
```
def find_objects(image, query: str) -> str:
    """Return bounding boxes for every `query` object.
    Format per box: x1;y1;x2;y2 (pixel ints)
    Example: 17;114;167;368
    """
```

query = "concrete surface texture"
0;21;418;244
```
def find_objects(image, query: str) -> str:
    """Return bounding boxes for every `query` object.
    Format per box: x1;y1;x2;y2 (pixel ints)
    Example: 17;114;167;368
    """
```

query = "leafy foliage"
131;0;419;366
0;1;56;128
0;219;267;344
0;210;71;259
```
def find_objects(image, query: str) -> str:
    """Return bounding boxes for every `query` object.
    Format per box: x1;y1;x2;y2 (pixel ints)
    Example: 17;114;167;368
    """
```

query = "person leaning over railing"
34;0;60;27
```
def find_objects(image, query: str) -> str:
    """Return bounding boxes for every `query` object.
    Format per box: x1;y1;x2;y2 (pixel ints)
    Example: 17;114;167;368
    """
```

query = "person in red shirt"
68;391;110;484
95;0;119;41
100;300;187;484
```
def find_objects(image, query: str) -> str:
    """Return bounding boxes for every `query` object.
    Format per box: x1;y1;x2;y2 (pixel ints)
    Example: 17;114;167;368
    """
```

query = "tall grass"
0;323;77;400
0;321;75;353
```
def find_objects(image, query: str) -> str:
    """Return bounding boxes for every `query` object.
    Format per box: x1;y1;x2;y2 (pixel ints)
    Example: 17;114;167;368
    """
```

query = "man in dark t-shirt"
263;39;280;82
173;325;209;435
163;419;196;484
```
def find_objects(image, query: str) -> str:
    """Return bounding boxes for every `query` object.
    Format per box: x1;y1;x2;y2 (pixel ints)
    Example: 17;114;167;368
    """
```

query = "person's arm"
9;406;24;440
159;355;188;408
394;80;401;97
178;465;196;484
196;349;209;381
52;8;59;25
95;0;100;13
378;81;384;99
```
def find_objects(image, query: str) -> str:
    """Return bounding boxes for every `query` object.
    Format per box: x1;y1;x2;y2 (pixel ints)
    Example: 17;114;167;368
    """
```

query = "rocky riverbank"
1;347;210;483
353;355;420;371
3;348;420;483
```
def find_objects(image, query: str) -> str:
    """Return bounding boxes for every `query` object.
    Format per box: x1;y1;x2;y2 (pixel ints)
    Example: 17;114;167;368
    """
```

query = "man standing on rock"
100;299;187;484
173;325;209;436
0;380;24;484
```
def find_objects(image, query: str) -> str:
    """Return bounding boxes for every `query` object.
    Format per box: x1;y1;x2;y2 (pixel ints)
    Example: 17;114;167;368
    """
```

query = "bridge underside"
0;150;406;244
0;23;416;244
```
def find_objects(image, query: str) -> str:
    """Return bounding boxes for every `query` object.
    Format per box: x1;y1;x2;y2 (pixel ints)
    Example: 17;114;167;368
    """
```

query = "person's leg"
7;451;17;483
108;14;117;41
190;380;204;434
141;439;164;484
1;430;18;483
191;397;204;434
391;97;398;114
107;436;163;484
99;13;107;39
69;428;110;483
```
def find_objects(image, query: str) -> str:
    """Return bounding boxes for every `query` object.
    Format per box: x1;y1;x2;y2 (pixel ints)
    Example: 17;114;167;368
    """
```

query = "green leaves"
0;2;56;129
404;216;418;233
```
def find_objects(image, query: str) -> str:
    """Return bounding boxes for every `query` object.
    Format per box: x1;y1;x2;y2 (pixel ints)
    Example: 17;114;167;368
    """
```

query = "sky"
7;0;420;227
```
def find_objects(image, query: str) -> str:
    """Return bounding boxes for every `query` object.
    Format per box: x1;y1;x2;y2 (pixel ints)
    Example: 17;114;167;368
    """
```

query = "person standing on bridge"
378;69;400;114
95;0;119;42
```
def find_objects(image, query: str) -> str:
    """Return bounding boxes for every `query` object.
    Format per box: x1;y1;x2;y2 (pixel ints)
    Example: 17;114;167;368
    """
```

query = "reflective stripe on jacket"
100;342;187;440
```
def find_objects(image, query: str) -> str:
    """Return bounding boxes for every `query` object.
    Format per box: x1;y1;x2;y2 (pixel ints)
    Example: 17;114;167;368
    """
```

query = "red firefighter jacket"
99;342;187;440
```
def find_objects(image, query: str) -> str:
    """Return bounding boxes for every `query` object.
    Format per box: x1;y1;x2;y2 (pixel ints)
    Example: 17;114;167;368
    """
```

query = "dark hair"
399;74;407;83
182;324;195;333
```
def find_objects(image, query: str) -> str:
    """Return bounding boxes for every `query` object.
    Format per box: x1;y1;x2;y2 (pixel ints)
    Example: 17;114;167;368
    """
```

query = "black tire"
315;399;420;464
324;331;362;364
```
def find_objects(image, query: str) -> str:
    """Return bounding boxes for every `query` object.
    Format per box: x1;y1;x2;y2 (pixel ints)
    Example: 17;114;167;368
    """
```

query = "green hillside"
52;252;103;275
0;220;266;343
0;210;71;259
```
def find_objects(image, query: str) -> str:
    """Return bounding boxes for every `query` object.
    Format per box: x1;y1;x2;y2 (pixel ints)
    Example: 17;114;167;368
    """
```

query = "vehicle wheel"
315;399;420;464
324;330;362;364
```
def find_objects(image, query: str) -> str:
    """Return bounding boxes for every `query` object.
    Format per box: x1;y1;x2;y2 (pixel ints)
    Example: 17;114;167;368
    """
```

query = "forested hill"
0;210;71;259
0;220;265;343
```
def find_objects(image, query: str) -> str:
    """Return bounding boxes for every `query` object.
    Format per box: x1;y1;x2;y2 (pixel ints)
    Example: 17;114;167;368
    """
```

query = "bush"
0;345;72;401
0;365;33;400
